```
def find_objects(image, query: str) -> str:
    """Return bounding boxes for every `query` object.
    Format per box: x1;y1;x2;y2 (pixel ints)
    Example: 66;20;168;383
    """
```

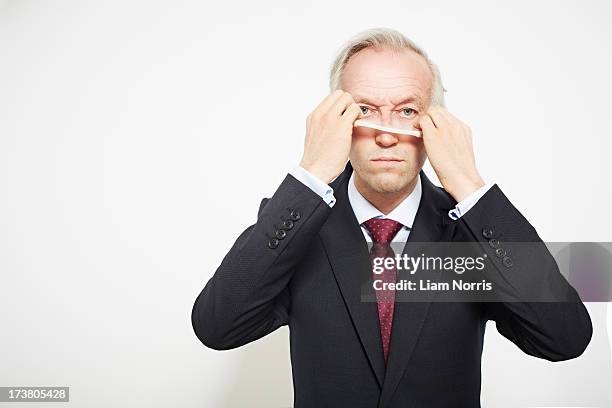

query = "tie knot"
362;218;404;244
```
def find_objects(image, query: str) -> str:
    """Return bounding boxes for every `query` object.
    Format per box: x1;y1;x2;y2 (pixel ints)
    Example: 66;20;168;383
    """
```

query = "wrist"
299;160;336;184
444;174;485;202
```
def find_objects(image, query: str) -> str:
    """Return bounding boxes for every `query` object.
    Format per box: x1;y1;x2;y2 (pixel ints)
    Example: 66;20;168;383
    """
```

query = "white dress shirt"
289;165;493;242
347;170;420;242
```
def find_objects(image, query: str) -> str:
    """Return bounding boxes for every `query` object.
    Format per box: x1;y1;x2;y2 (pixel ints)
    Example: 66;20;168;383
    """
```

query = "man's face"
341;47;433;194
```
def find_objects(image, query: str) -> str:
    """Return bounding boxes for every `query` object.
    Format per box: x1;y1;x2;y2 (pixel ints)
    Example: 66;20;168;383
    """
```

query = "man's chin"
363;172;409;194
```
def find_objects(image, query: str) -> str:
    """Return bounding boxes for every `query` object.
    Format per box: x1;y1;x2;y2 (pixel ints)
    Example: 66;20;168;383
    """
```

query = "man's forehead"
349;79;428;108
341;47;432;108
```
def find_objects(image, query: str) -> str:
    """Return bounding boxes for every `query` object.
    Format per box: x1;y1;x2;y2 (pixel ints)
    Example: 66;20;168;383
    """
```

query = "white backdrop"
1;0;611;407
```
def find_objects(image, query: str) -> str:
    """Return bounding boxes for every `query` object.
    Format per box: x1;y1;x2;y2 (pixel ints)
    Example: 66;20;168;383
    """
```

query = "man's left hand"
417;106;485;202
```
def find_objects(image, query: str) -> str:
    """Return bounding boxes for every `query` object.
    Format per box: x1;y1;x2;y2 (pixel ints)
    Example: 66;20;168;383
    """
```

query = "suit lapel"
378;170;457;408
319;162;387;388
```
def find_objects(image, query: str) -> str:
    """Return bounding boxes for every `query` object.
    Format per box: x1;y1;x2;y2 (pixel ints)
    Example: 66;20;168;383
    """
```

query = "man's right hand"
299;90;362;184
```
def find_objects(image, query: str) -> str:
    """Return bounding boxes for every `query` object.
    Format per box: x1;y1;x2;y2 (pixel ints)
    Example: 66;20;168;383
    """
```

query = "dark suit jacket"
192;162;592;408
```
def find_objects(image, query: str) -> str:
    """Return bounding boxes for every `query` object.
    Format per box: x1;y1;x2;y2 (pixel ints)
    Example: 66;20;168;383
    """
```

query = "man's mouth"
371;156;404;163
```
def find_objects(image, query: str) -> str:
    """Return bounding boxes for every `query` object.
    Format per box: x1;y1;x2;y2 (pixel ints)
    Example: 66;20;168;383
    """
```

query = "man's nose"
375;132;399;147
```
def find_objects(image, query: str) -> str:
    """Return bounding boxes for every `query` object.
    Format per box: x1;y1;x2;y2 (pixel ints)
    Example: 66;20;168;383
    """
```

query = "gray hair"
328;27;446;107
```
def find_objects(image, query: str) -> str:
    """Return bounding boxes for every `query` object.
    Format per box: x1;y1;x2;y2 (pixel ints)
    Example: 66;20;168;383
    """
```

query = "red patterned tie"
363;218;404;363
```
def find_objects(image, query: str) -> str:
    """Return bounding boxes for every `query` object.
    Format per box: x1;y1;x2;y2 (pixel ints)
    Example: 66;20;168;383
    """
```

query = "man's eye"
401;108;417;117
359;106;370;115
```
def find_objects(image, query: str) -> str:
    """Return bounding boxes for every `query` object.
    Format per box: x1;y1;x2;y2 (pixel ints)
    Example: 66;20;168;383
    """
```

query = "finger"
418;114;436;138
437;107;459;123
315;89;345;116
330;91;357;117
436;107;466;129
426;106;449;129
340;102;362;125
436;108;472;142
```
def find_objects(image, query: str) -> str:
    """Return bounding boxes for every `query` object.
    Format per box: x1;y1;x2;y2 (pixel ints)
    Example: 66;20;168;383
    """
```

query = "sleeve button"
495;248;506;258
482;228;494;238
488;238;500;248
281;220;294;230
268;238;279;249
275;229;287;239
502;256;513;267
290;210;301;221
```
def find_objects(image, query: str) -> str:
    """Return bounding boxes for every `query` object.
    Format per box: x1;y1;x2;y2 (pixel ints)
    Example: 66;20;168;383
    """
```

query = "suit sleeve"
191;173;332;350
459;184;593;361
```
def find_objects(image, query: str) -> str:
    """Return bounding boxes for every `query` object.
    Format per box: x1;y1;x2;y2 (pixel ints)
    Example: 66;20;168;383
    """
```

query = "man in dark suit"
191;28;592;407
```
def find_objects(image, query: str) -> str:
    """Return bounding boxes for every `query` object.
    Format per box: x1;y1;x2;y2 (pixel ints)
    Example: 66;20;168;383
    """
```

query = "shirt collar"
347;170;422;228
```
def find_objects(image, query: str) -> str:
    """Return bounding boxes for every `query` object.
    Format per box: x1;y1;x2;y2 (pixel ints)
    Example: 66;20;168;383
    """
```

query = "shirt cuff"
289;165;336;208
448;182;495;220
